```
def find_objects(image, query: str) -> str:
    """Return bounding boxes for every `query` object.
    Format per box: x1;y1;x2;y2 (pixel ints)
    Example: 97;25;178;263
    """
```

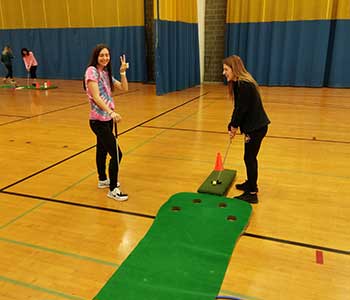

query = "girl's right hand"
110;111;122;123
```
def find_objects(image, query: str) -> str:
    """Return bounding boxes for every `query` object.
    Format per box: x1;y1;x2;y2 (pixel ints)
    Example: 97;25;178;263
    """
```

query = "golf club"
211;138;232;185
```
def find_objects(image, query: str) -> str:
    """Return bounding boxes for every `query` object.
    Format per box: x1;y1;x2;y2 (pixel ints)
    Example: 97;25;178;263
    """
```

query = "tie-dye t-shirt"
85;66;117;121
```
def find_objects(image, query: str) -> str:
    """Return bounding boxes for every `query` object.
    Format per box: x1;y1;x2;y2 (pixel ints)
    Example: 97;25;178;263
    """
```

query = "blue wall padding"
225;19;350;87
155;20;200;95
0;26;146;82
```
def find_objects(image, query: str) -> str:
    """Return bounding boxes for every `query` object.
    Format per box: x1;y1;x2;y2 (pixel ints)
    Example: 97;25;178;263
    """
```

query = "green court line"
52;102;215;199
220;289;262;300
0;202;45;230
51;95;350;200
50;172;96;198
131;153;237;165
114;102;215;157
0;275;86;300
0;237;119;267
129;152;350;181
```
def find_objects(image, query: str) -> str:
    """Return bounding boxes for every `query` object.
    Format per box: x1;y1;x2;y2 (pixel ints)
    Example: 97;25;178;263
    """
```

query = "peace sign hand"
120;54;129;73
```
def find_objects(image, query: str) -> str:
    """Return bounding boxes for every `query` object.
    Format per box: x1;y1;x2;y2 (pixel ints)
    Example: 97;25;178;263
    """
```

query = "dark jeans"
244;125;268;192
29;66;37;79
89;119;122;191
5;64;13;79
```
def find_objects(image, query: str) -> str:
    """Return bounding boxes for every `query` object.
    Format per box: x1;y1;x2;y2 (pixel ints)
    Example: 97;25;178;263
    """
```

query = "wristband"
120;72;126;76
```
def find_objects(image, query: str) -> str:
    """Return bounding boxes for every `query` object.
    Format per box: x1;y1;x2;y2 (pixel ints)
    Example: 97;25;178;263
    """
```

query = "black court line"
114;92;209;136
1;190;349;256
1;190;155;219
263;99;350;110
140;125;350;144
0;146;95;191
0;102;88;127
114;88;140;96
0;92;208;191
243;232;350;256
0;114;29;118
4;88;347;256
0;89;138;127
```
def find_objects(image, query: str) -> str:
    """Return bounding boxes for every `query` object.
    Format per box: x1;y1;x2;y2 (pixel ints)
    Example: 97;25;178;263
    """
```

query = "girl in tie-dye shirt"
84;44;129;201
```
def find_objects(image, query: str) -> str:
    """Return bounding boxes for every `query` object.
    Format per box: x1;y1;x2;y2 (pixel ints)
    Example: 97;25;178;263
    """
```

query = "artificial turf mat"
94;192;252;300
198;169;237;196
21;85;58;90
0;84;57;90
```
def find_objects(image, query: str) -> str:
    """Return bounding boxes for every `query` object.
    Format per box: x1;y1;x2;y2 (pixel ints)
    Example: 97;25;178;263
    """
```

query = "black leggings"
29;66;37;79
5;64;13;79
243;125;268;192
89;119;122;191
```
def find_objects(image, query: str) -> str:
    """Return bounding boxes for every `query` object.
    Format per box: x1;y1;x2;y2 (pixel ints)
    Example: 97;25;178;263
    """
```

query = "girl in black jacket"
1;45;15;84
223;55;270;204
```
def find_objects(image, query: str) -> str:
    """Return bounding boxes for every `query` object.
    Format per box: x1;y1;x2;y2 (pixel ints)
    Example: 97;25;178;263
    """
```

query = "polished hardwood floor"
0;79;349;299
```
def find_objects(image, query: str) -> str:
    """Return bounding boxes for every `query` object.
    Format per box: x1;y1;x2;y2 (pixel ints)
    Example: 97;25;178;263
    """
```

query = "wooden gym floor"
0;79;349;299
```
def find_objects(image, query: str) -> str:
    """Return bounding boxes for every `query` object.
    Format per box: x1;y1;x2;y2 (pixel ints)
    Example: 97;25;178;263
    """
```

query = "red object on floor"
316;250;324;264
214;152;224;171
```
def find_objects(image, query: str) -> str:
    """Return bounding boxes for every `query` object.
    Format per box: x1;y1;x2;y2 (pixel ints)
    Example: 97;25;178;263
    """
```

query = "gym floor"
0;79;349;299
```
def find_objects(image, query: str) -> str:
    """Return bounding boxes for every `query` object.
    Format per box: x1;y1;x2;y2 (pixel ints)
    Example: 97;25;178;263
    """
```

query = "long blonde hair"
223;55;259;96
2;45;11;55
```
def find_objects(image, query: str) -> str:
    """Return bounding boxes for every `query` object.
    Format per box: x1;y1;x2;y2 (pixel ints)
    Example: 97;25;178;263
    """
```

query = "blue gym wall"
225;0;350;87
0;0;146;82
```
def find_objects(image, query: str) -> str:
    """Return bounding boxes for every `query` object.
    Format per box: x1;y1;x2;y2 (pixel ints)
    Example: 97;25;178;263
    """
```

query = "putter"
114;120;120;180
211;138;232;185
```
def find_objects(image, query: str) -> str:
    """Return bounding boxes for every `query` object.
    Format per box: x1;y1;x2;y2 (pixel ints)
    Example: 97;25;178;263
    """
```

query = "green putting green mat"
21;85;58;90
0;84;57;90
94;192;251;300
198;169;237;196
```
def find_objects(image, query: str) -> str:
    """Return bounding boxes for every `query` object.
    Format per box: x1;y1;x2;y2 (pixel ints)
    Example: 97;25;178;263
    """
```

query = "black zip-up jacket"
228;80;270;134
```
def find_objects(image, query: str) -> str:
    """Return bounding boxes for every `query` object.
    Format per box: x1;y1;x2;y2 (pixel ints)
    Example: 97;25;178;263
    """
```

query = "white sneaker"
107;188;128;201
98;179;120;188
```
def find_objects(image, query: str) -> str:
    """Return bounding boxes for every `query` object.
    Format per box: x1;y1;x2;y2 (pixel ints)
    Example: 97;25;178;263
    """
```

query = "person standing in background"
1;45;15;84
21;48;38;85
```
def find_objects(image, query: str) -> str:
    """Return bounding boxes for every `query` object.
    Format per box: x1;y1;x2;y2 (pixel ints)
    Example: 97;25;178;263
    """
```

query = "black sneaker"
235;181;249;191
235;181;259;192
234;191;258;204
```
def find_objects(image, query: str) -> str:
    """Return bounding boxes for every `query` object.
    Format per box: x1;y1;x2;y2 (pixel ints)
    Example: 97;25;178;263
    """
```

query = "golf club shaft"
114;120;120;173
216;138;232;182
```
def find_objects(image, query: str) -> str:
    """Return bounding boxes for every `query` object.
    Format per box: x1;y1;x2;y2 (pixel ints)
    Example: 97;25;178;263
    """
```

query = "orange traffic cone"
214;152;224;171
35;82;40;89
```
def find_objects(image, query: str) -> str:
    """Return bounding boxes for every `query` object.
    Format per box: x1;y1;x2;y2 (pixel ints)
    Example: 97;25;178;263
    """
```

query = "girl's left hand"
120;54;129;73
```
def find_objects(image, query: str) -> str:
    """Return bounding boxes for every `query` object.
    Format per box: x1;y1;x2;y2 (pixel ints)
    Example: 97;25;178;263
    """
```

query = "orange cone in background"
214;152;224;171
47;80;51;87
35;82;40;89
